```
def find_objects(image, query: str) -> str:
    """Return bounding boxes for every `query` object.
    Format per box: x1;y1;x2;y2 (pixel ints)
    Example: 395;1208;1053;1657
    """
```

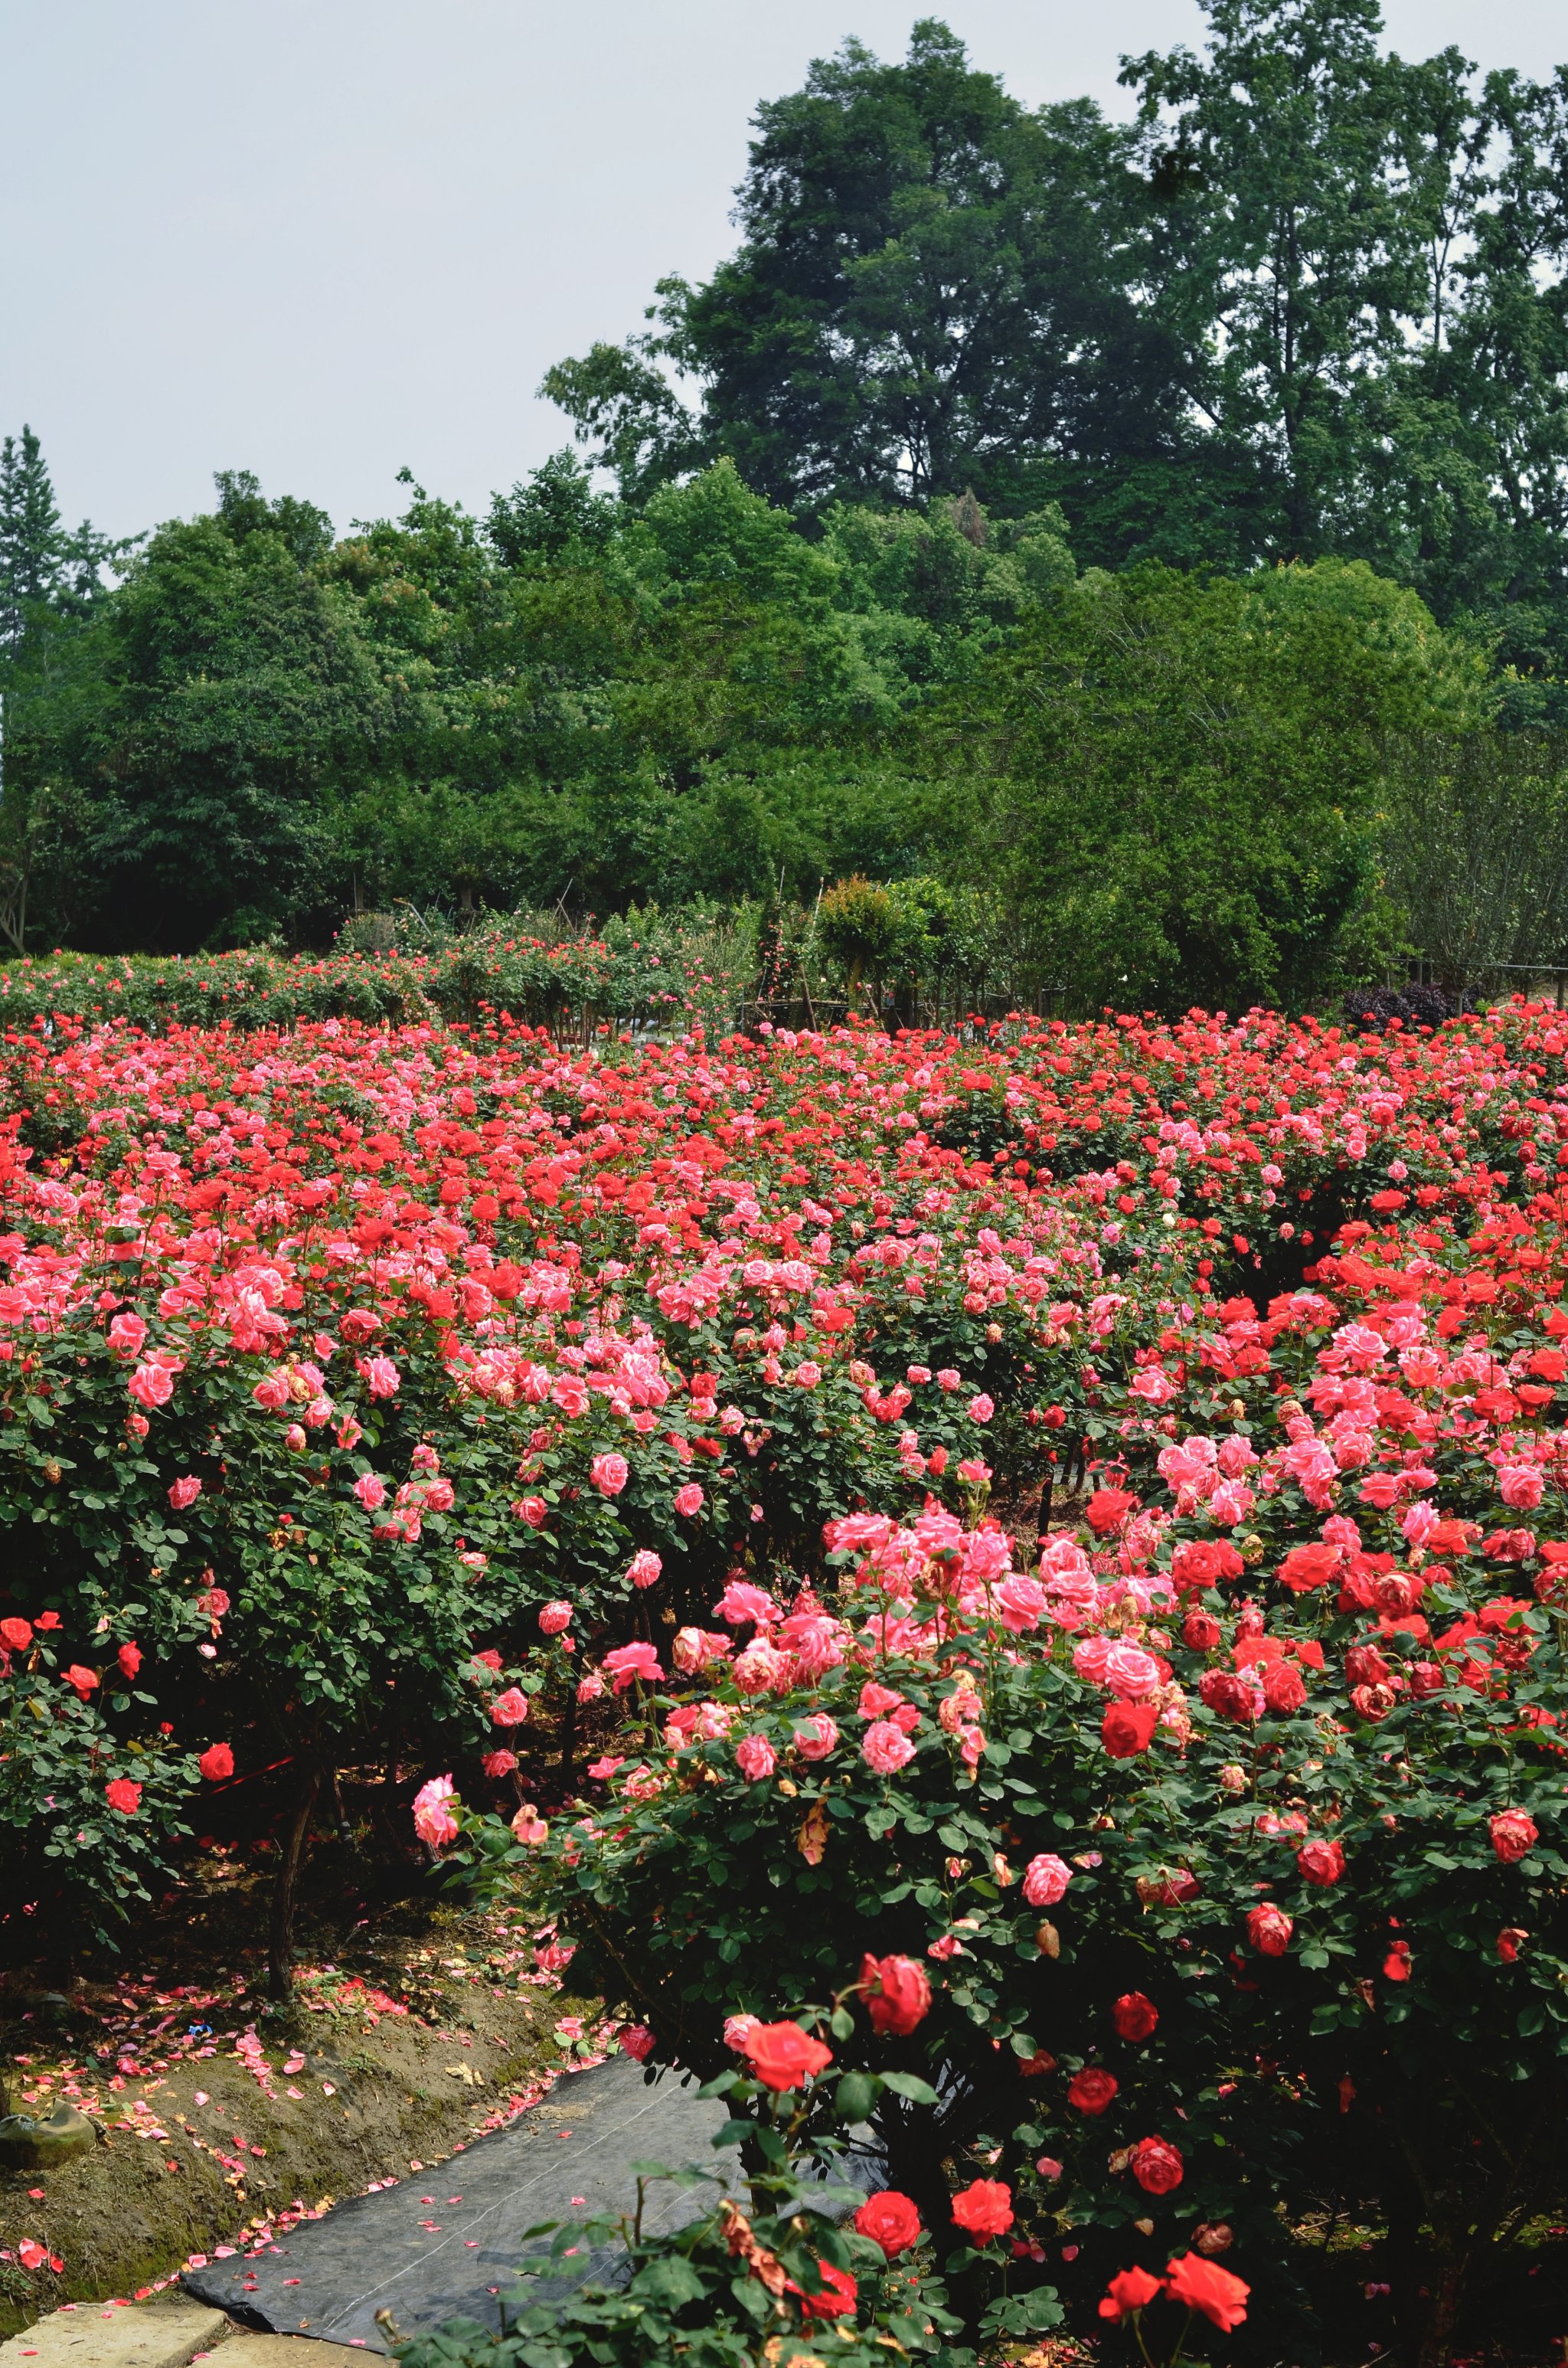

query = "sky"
5;0;1567;544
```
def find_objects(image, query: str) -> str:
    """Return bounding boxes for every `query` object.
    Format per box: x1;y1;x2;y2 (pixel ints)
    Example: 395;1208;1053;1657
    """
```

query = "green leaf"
879;2071;939;2104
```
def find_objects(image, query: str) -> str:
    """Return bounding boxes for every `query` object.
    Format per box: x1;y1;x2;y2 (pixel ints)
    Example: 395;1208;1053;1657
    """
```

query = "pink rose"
737;1733;776;1781
674;1482;704;1517
1023;1853;1073;1907
1102;1643;1162;1701
590;1453;629;1497
353;1473;387;1510
517;1496;547;1526
969;1393;995;1423
490;1687;530;1727
482;1750;518;1777
362;1356;400;1399
129;1359;176;1410
603;1641;663;1693
107;1313;147;1358
862;1719;916;1776
795;1714;838;1762
716;1578;779;1627
539;1601;573;1635
413;1774;459;1850
1498;1463;1544;1511
167;1477;202;1511
628;1549;663;1588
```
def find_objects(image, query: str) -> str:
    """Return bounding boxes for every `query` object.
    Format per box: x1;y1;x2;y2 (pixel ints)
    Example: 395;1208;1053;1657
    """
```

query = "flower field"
3;994;1568;2360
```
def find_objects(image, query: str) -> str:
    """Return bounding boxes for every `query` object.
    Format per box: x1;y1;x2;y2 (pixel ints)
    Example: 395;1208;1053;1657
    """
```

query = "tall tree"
544;21;1170;512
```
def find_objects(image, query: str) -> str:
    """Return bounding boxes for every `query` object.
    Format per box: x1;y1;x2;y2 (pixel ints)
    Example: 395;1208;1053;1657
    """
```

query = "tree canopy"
546;4;1568;692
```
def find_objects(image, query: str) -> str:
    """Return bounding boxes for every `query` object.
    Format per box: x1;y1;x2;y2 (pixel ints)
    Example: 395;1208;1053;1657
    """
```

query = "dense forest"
4;0;1568;1016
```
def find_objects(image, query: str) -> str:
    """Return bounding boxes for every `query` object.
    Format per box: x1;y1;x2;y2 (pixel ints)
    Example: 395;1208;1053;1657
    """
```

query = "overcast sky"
6;0;1566;542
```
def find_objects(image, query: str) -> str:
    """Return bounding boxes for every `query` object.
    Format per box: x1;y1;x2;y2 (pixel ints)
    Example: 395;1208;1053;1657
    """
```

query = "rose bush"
5;983;1568;2358
443;1195;1568;2360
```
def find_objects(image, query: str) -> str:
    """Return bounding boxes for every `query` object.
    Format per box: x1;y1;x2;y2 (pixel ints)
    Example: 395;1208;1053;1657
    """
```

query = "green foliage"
547;6;1568;702
968;560;1485;1013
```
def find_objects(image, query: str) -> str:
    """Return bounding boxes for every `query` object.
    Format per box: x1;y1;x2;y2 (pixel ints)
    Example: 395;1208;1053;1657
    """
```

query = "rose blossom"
198;1742;234;1781
539;1601;573;1634
1068;2067;1119;2115
1491;1808;1538;1863
1164;2253;1250;2331
859;1952;931;2036
627;1549;663;1589
590;1453;629;1497
950;2179;1012;2239
413;1774;459;1850
854;2191;921;2258
1297;1837;1347;1886
795;1713;838;1762
862;1719;916;1775
1248;1903;1294;1955
736;1733;776;1781
1131;2136;1184;2194
490;1687;530;1727
1112;1992;1158;2042
1100;2267;1164;2322
743;2020;832;2091
1023;1853;1073;1907
674;1482;704;1516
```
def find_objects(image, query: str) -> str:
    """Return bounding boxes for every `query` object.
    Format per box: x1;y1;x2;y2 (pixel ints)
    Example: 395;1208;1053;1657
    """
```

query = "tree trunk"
269;1766;321;2003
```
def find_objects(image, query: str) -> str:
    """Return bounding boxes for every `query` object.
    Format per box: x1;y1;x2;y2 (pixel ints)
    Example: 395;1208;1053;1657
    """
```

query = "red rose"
1102;1699;1159;1758
1182;1609;1222;1650
1491;1809;1538;1863
860;1952;931;2037
198;1742;234;1782
1297;1837;1346;1887
1199;1669;1261;1725
1165;2252;1250;2330
1068;2066;1119;2115
116;1641;142;1683
1345;1643;1392;1687
743;2020;833;2092
105;1778;142;1814
1498;1927;1527;1962
950;2178;1013;2239
1263;1661;1307;1714
791;2262;858;2321
854;2190;922;2258
1131;2136;1184;2195
1247;1904;1293;1957
1277;1542;1341;1593
1099;2265;1164;2321
1171;1539;1243;1593
1086;1488;1138;1536
1112;1991;1158;2043
0;1616;32;1652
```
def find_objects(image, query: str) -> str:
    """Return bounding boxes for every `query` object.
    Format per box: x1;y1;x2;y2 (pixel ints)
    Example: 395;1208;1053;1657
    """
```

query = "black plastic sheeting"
182;2057;738;2353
